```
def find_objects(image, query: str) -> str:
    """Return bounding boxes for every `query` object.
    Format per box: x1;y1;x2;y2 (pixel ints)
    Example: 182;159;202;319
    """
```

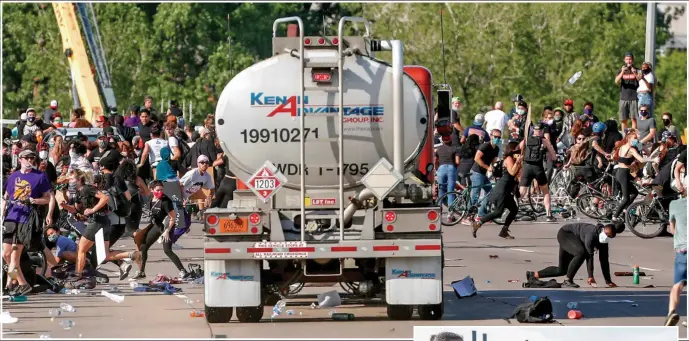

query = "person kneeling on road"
45;226;77;264
526;222;624;288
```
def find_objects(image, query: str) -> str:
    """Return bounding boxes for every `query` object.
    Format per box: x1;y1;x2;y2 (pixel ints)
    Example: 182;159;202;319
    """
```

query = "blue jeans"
637;93;654;118
674;250;687;285
470;171;491;217
437;164;458;206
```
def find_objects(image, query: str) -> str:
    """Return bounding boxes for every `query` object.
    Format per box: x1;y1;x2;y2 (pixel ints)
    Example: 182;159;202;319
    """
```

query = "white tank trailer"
203;16;443;323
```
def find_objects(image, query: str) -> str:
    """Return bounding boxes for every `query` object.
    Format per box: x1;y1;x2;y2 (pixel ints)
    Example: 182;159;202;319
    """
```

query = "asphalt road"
3;217;686;339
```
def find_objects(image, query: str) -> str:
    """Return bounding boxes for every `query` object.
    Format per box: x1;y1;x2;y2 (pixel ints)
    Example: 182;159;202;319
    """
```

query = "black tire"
386;304;413;320
625;201;665;239
528;188;546;214
205;305;233;323
235;306;264;323
438;191;468;226
576;193;610;220
418;302;444;320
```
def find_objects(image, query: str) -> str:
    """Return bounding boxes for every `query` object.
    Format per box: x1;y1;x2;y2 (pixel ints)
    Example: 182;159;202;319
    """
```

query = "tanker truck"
203;16;443;323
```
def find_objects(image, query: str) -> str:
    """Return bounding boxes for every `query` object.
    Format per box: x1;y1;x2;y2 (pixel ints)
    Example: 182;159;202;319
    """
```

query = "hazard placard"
246;161;287;203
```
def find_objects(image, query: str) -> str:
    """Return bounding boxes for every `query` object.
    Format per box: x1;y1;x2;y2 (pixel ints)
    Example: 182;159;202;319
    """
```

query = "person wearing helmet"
632;104;656;154
507;101;528;141
508;94;524;119
519;122;558;222
615;52;640;132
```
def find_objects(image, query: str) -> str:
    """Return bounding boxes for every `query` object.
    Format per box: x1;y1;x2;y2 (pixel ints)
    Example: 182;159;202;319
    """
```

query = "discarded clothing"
521;278;562;288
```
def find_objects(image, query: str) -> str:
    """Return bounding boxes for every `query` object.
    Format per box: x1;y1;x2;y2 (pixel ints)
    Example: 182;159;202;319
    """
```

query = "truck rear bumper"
204;239;442;260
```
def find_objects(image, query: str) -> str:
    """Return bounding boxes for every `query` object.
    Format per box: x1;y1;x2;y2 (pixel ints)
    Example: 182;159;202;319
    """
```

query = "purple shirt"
124;115;141;128
4;169;51;223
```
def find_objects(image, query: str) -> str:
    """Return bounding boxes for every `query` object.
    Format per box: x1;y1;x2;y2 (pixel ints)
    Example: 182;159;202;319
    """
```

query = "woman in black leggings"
526;223;622;288
612;131;646;220
131;181;190;279
472;141;522;239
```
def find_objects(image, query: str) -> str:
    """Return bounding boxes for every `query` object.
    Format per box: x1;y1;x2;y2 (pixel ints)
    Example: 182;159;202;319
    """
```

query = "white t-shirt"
180;168;215;200
168;136;179;148
637;72;655;93
483;109;509;135
146;138;168;166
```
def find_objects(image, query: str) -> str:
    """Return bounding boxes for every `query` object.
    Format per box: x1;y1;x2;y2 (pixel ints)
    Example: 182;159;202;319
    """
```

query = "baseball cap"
26;108;36;114
451;97;461;102
197;155;210;163
473;114;485;126
563;99;574;106
19;149;37;158
50;100;58;107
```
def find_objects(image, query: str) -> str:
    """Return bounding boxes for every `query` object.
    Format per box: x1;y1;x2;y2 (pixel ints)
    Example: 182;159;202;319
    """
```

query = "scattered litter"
133;282;182;294
189;310;205;317
615;271;647;277
489;255;499;259
272;300;287;318
331;312;355;321
524;260;531;263
641;276;654;280
566;302;578;309
49;309;62;320
567;310;583;320
485;280;491;284
60;303;76;313
508;279;520;283
328;310;336;317
316;291;342;308
60;320;75;330
61;288;80;295
310;302;316;309
185;299;195;305
631;304;638;307
682;321;687;327
8;295;27;302
451;276;477;298
1;311;18;324
101;290;125;303
39;335;51;339
286;309;294;315
643;285;655;288
130;282;140;289
299;311;303;316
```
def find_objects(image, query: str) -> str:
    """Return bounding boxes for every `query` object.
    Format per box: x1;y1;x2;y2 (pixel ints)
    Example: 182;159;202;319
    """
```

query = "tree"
655;50;687;135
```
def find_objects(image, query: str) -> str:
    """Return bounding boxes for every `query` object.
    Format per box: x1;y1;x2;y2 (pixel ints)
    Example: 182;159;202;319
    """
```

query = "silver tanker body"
214;50;429;189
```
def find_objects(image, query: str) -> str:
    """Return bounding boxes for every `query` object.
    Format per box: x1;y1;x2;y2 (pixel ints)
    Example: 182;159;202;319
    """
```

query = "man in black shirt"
519;123;557;222
88;134;111;171
615;52;640;132
470;129;501;220
137;109;154;142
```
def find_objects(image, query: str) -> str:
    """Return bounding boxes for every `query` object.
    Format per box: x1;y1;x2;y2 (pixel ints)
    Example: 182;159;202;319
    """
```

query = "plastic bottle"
189;310;205;317
49;309;62;317
566;302;578;309
568;71;583;85
60;320;75;330
60;302;76;312
331;313;355;321
8;296;27;302
633;264;640;285
129;282;139;289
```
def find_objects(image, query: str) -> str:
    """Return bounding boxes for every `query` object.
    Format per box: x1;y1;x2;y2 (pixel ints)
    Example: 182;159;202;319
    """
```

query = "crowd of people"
433;52;686;326
1;96;239;296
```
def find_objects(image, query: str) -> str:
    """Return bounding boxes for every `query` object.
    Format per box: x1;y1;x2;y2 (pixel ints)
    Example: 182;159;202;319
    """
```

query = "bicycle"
625;187;678;239
438;183;496;226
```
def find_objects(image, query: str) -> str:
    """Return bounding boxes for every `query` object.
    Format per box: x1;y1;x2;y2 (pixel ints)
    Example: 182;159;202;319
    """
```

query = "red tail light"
304;38;312;45
249;213;261;225
386;225;395;232
428;224;437;231
331;37;339;45
250;227;259;234
317;37;325;45
208;228;217;235
207;215;218;226
384;211;397;223
427;210;439;222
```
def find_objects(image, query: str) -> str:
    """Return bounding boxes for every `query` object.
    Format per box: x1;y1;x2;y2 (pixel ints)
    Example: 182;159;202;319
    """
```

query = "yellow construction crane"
52;2;104;122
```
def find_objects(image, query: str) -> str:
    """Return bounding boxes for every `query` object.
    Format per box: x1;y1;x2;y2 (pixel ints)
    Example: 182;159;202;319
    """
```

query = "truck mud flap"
385;257;442;305
204;259;262;307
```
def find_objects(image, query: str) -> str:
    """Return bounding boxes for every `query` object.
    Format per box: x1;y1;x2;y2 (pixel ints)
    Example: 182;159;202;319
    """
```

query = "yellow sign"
304;196;311;207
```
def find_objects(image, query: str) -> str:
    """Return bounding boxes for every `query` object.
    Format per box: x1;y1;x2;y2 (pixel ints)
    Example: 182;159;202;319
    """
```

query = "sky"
414;326;678;341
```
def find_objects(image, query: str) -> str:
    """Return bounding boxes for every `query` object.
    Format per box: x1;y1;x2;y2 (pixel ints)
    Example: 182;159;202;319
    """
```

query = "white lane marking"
639;267;661;272
510;248;535;253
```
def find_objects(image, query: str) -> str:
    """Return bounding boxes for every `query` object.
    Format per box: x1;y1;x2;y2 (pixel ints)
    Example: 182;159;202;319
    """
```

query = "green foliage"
655;50;687;134
1;2;684;132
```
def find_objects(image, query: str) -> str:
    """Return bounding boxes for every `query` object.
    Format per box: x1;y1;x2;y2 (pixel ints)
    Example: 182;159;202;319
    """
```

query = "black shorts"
82;216;111;242
520;163;548;187
2;222;19;245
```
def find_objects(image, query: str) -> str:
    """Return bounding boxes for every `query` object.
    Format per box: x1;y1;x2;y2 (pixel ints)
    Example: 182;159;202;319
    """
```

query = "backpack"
570;137;594;166
106;185;132;218
16;204;44;252
174;136;192;171
509;296;554;323
524;136;544;162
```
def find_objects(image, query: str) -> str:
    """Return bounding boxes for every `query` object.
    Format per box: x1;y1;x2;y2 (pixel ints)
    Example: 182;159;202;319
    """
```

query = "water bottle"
49;309;62;317
60;320;75;330
8;296;27;302
60;302;76;312
566;302;578;309
568;71;583;85
331;313;355;321
633;264;640;285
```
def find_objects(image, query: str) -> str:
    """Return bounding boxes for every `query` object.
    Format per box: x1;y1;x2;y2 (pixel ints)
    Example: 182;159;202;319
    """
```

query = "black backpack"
107;185;132;218
509;296;554;323
173;135;192;171
524;136;544;162
16;205;44;252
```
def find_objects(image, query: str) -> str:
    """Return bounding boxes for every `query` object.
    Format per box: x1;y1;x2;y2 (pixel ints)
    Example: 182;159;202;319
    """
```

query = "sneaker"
545;215;556;222
664;311;680;326
526;271;536;282
131;271;146;280
119;262;133;281
562;279;580;288
11;284;32;297
471;221;482;238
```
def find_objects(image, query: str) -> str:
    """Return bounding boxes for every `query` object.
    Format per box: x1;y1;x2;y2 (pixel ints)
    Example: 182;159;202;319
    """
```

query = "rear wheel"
418;302;444;320
625;201;665;239
576;194;612;220
235;306;264;323
387;304;414;320
439;191;468;226
205;305;233;323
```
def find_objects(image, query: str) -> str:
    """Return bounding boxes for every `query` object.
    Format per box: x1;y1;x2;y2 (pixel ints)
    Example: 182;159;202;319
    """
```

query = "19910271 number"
240;128;319;144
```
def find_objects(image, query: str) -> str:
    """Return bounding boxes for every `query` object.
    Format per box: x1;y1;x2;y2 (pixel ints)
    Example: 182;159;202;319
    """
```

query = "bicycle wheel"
550;168;571;195
625;201;665;239
438;191;468;226
576;193;612;220
527;189;546;214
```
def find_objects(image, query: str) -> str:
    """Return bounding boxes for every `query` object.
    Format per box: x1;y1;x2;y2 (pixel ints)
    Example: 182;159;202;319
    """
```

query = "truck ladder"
272;17;371;243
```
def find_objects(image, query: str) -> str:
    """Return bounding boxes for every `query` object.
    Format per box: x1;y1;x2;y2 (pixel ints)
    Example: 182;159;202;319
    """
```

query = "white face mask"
546;120;554;125
598;231;609;244
39;151;48;160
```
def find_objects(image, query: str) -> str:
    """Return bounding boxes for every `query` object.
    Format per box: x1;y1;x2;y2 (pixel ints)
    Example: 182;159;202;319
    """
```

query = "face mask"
584;108;593;115
554;115;562;121
598;231;609;244
639;110;648;117
54;122;63;128
491;137;501;145
663;119;671;126
48;234;58;243
20;159;33;171
642;69;650;74
546;120;554;125
26;117;36;125
516;109;526;115
48;141;55;148
98;141;107;149
39;151;48;160
152;191;164;199
631;139;640;148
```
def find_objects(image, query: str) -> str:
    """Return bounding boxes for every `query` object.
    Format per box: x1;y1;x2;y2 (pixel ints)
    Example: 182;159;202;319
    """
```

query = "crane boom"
52;2;104;122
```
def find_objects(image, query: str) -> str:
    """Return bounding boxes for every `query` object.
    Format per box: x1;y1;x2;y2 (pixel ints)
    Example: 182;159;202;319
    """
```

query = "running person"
612;130;646;221
472;141;523;239
518;122;557;222
526;223;623;288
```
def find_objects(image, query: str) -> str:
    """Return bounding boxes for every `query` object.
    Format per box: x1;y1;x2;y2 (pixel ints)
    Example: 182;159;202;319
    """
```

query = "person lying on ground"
526;222;624;288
